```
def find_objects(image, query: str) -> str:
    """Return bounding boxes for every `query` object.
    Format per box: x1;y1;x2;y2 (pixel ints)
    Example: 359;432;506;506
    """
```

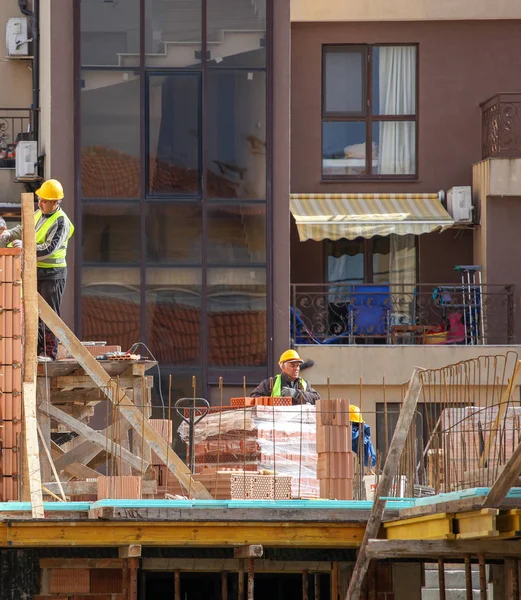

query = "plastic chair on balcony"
347;285;391;344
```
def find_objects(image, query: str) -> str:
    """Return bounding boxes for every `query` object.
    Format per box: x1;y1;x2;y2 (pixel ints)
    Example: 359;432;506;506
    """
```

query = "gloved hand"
281;387;298;399
10;240;22;248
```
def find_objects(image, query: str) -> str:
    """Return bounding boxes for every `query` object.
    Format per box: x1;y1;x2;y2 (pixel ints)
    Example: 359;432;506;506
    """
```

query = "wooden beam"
346;369;423;600
52;376;154;389
21;192;44;517
37;422;66;501
38;294;212;499
119;545;142;559
39;402;148;472
234;545;263;559
40;558;125;569
366;539;521;559
483;431;521;508
480;360;521;468
42;478;156;496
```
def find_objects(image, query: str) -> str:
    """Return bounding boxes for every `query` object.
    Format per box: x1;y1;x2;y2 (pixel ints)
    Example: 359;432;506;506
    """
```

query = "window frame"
321;43;419;181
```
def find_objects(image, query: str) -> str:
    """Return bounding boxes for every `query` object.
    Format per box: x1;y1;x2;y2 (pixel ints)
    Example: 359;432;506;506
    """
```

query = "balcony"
291;282;515;346
481;93;521;159
0;108;36;169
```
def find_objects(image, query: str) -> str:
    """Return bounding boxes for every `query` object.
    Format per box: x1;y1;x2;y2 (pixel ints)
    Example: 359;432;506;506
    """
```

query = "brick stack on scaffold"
0;248;22;502
315;399;355;500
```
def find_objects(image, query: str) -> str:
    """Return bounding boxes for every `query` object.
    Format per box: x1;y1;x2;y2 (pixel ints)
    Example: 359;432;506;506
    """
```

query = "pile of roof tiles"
0;248;23;501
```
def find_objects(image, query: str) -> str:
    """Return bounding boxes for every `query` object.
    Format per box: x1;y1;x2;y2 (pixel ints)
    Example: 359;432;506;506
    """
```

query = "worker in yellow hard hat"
349;404;376;467
0;179;74;361
349;405;364;423
250;349;320;405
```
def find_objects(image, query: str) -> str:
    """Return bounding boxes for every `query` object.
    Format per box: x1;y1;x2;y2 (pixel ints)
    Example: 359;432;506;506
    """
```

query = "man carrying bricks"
250;349;320;405
0;179;74;361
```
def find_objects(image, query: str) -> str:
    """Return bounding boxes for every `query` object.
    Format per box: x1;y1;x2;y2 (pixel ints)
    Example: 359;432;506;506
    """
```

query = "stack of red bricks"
0;248;23;502
177;403;319;498
315;399;355;500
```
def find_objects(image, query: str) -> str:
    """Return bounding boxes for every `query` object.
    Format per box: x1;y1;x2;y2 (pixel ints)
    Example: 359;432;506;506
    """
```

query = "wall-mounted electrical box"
15;141;38;178
6;18;30;57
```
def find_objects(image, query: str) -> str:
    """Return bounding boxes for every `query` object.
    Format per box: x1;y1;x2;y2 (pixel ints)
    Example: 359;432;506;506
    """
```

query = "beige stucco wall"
0;1;32;206
291;0;521;22
296;345;521;439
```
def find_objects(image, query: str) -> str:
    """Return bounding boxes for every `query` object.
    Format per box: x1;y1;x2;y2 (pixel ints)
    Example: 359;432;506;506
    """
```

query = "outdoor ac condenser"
15;141;37;178
6;18;29;57
446;186;474;224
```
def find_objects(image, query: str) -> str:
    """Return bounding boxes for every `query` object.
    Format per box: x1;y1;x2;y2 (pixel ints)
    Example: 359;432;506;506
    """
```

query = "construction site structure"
3;196;521;599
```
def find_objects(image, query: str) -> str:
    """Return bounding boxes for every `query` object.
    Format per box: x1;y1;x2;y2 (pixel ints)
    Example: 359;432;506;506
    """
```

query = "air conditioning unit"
15;141;37;178
6;18;30;57
446;186;473;224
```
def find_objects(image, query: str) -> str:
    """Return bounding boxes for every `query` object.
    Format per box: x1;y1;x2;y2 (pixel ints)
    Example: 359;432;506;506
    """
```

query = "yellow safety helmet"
35;179;64;201
349;405;364;423
279;349;304;365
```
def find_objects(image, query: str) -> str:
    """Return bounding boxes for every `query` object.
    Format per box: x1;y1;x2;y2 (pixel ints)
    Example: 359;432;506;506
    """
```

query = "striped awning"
290;193;454;241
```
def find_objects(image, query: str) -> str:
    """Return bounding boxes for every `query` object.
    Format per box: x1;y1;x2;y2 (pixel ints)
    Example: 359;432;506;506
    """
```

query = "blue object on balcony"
347;285;391;338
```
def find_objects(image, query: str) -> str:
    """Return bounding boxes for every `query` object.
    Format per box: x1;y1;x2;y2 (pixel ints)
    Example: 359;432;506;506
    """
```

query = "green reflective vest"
35;208;74;269
271;374;308;397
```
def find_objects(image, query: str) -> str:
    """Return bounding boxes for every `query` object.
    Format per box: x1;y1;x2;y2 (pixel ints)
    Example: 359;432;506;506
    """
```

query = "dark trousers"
37;277;66;359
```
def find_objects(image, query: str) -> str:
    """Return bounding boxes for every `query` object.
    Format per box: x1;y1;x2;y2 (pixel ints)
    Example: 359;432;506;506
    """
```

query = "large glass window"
78;0;270;388
206;71;266;199
81;0;140;67
322;45;417;179
148;74;201;196
81;70;141;199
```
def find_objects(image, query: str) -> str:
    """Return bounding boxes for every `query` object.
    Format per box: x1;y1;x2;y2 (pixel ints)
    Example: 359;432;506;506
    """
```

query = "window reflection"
148;74;201;196
83;204;140;263
81;71;141;199
207;268;266;366
81;267;141;350
207;204;266;264
207;71;266;199
146;203;202;264
146;268;202;365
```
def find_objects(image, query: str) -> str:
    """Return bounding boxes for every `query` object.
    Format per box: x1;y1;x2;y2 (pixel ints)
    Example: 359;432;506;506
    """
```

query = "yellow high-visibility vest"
34;208;74;269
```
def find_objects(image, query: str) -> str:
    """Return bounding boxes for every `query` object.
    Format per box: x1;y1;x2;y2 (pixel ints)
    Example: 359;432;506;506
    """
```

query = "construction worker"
349;405;376;467
250;349;320;405
0;179;74;361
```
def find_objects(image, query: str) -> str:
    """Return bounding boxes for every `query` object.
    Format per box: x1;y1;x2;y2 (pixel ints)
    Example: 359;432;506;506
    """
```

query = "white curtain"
389;234;416;323
378;47;416;174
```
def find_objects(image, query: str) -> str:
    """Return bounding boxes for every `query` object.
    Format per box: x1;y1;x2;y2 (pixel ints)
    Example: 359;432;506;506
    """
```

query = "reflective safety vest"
271;374;308;397
35;208;74;269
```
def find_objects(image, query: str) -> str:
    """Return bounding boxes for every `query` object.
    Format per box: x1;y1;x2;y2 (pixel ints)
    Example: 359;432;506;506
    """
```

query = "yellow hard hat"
36;179;64;201
279;349;304;365
349;405;364;423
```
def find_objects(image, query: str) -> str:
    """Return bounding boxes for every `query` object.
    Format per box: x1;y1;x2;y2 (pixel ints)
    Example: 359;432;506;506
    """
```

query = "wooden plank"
366;539;521;559
140;559;333;573
21;193;44;516
480;360;521;468
52;376;153;389
345;369;423;600
38;295;212;500
39;402;148;472
37;377;52;483
42;479;156;496
234;546;263;559
40;559;125;569
483;436;521;508
37;421;67;501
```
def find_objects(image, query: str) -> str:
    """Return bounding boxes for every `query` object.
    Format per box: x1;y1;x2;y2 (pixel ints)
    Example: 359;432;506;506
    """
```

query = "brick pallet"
316;399;355;500
0;248;23;501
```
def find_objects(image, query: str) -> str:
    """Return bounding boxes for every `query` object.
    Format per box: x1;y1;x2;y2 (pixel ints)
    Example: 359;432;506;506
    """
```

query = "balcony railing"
481;93;521;159
0;108;36;169
291;283;515;346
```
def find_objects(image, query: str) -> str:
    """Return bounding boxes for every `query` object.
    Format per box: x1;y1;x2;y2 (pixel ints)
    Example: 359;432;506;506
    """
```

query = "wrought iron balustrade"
481;93;521;159
0;108;36;169
291;282;515;346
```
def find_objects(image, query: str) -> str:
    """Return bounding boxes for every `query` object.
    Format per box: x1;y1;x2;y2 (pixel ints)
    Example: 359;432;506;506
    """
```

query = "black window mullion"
366;46;372;175
139;0;147;348
201;0;209;399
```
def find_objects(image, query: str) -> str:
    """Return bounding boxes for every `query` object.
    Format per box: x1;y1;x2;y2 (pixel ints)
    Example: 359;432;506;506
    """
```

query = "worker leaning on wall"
0;179;74;362
250;349;320;405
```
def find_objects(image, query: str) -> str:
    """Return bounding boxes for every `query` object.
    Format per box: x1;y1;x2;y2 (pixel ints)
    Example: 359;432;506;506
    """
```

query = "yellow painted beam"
455;509;499;540
0;521;365;548
496;509;521;539
384;513;455;541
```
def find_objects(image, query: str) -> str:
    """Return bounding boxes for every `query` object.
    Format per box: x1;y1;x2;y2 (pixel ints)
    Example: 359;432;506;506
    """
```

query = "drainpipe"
18;0;40;147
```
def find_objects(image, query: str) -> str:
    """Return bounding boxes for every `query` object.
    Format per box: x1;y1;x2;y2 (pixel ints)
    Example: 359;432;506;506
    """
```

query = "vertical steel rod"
438;559;446;600
465;556;472;600
247;558;254;600
238;559;245;600
478;554;487;600
314;573;321;600
174;569;181;600
302;570;309;600
222;571;228;600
